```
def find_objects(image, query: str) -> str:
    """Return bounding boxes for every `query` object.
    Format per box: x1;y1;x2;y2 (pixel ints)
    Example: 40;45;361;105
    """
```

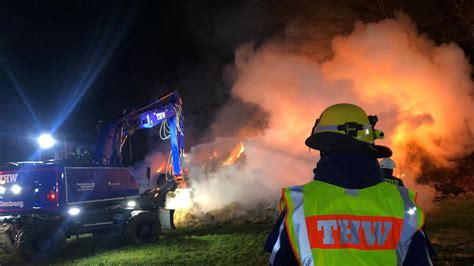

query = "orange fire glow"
222;142;245;166
397;173;406;179
156;162;165;173
181;15;472;213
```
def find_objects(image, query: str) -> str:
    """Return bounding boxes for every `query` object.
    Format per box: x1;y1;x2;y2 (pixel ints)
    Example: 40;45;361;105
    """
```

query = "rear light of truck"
47;192;57;201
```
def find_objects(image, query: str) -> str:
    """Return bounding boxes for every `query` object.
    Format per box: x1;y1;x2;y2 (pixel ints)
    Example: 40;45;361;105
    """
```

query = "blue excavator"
0;90;189;261
93;89;186;187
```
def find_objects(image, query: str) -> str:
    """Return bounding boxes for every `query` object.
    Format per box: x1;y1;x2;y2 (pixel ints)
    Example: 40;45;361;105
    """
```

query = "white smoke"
188;139;314;211
185;13;473;212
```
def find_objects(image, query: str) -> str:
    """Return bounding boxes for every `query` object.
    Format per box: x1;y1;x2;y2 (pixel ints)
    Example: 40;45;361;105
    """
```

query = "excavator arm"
93;90;185;185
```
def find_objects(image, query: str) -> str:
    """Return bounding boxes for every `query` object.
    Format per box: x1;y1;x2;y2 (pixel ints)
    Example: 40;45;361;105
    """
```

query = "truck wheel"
124;211;160;244
0;223;15;252
14;222;66;262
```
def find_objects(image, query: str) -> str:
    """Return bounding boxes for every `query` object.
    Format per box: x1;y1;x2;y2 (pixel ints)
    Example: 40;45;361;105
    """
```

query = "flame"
222;142;245;166
156;162;165;173
238;142;245;158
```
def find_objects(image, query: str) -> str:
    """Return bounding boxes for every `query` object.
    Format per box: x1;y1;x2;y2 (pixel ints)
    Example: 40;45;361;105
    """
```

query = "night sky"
0;1;282;163
0;0;471;164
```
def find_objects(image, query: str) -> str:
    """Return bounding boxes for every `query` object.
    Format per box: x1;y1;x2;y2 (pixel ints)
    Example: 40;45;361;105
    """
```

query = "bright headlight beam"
1;61;40;128
37;133;56;149
50;8;135;133
68;208;80;216
0;186;6;194
127;200;137;208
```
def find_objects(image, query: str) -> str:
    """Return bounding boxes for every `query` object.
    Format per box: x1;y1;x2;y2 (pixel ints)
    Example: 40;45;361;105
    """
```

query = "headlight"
11;185;22;194
0;186;6;194
68;207;80;216
127;200;137;208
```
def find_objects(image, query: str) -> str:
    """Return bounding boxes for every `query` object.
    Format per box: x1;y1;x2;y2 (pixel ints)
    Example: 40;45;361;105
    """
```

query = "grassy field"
0;197;473;265
0;223;271;265
427;196;474;265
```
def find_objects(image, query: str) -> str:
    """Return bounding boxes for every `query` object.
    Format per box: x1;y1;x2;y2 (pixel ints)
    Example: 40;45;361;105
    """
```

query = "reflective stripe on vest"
396;186;420;265
283;181;423;265
293;186;315;266
285;185;314;266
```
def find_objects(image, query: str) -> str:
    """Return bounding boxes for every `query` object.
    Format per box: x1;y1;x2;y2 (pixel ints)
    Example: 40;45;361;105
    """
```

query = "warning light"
37;133;56;149
47;192;57;201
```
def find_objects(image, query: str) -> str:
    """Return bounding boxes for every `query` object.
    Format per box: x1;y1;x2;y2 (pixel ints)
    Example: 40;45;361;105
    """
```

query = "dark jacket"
264;152;434;265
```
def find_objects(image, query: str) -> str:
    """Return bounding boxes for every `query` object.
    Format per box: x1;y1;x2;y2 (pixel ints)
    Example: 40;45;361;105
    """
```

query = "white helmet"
380;158;396;170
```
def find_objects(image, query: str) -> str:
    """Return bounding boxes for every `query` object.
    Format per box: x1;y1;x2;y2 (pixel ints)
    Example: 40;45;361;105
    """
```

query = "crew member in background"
380;158;437;259
264;103;433;265
380;157;405;187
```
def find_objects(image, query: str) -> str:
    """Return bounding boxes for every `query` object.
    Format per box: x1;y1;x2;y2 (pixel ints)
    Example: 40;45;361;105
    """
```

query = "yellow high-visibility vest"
278;181;424;266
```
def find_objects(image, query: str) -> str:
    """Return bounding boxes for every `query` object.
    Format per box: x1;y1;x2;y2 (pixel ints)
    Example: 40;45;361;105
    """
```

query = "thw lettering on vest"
306;214;403;250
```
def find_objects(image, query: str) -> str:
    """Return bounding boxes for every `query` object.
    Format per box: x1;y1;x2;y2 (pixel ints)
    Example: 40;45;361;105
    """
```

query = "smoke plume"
187;13;473;212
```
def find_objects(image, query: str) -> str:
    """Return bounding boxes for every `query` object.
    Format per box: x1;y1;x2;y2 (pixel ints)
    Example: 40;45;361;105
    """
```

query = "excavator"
0;90;190;261
93;90;187;187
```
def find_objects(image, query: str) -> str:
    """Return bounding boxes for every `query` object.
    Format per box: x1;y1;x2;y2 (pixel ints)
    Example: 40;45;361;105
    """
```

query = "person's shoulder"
303;180;339;193
281;180;323;194
283;180;316;188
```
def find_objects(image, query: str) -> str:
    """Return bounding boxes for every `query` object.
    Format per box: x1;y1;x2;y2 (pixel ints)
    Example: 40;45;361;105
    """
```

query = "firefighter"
265;103;433;265
380;158;405;186
380;158;438;259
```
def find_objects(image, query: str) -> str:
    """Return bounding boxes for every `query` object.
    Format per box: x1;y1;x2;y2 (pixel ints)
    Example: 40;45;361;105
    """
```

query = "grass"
426;196;474;265
0;223;271;265
0;196;473;265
